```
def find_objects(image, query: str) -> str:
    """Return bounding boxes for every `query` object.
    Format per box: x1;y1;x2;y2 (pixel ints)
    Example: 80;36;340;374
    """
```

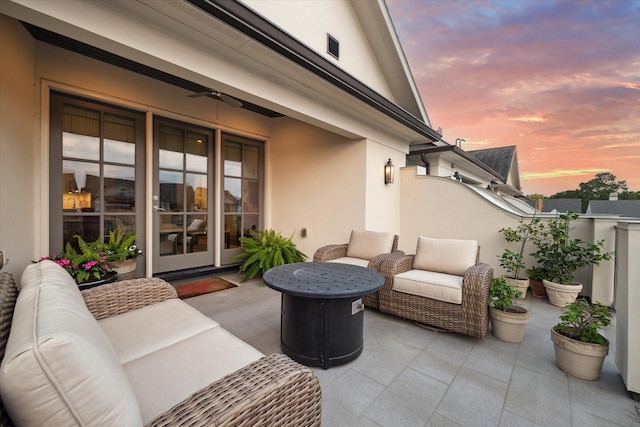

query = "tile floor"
183;273;640;427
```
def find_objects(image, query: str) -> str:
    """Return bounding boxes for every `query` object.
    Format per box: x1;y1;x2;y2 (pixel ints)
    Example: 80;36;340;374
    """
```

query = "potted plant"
488;277;529;343
231;229;307;282
530;212;612;307
550;298;612;380
38;235;116;287
497;215;540;298
102;229;143;280
525;266;547;298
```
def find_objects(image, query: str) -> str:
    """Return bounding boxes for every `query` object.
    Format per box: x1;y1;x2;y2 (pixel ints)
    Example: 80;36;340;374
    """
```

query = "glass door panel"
153;120;213;273
221;134;264;265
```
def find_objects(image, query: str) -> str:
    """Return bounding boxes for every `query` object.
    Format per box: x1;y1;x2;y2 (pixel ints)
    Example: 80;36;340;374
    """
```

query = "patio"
184;272;640;427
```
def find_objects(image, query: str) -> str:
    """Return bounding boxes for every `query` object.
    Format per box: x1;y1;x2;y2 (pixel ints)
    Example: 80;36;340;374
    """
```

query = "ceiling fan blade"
187;92;209;98
220;94;243;108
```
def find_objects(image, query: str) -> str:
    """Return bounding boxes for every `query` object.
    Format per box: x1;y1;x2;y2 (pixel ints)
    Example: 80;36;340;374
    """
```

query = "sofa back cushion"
346;230;395;260
0;261;143;426
413;236;478;276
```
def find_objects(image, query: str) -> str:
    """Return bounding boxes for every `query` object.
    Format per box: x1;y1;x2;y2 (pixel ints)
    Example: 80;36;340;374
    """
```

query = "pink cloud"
388;0;640;195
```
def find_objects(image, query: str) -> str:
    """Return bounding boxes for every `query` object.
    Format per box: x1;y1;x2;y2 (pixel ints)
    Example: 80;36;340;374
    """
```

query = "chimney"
609;192;618;201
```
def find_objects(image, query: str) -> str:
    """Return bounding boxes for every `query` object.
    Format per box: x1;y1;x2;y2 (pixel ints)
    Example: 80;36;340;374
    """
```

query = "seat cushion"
124;326;264;424
393;269;464;304
99;298;220;364
346;230;395;260
413;236;478;276
0;261;143;426
327;256;370;268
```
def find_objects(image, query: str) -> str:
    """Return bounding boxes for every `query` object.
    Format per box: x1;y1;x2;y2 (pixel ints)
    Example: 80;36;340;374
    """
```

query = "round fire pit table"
263;262;384;369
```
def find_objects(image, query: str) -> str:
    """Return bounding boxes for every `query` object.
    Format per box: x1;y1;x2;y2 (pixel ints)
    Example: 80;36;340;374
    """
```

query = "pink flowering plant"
39;235;111;284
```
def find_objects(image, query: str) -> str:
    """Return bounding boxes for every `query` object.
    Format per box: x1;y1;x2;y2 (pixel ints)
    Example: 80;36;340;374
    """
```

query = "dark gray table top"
263;262;384;298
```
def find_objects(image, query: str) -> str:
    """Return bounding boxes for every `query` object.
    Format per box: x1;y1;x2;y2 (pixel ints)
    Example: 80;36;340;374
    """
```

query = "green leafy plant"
488;277;523;312
102;228;143;262
231;229;307;282
530;212;612;284
553;298;611;345
38;235;111;284
497;214;541;280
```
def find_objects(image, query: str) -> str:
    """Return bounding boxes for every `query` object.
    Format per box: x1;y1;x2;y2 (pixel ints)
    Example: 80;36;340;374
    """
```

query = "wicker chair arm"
462;263;493;304
147;353;321;427
368;250;404;271
380;253;414;280
81;278;177;320
313;243;348;262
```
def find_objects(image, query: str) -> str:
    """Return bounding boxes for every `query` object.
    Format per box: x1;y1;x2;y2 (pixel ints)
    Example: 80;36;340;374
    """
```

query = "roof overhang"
2;0;441;143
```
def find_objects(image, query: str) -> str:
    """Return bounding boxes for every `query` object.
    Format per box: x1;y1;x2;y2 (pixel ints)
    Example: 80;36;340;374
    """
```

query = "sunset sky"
387;0;640;196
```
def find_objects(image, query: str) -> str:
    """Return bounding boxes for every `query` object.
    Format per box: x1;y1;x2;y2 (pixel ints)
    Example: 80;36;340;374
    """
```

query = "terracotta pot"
110;258;136;280
503;276;529;300
550;327;608;380
543;280;582;307
529;278;547;298
490;306;529;343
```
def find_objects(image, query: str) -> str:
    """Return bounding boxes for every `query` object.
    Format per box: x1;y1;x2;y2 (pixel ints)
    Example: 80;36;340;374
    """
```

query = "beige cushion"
393;269;463;304
0;261;143;426
99;298;220;364
327;257;370;268
124;326;264;424
413;236;478;276
346;230;395;260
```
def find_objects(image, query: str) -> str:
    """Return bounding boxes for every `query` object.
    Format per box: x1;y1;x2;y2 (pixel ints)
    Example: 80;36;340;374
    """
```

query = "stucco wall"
0;16;38;278
242;0;392;100
399;167;617;303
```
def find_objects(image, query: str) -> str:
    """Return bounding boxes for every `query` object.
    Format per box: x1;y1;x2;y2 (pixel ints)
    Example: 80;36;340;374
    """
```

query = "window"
327;34;339;59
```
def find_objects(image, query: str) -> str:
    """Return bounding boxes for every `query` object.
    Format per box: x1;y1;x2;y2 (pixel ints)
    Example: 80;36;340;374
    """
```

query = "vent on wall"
327;34;339;59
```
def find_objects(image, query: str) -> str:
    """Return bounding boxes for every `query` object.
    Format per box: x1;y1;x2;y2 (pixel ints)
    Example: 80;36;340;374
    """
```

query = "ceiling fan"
188;89;243;108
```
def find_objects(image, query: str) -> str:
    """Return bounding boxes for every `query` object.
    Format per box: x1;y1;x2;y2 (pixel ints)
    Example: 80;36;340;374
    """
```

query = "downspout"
420;153;430;175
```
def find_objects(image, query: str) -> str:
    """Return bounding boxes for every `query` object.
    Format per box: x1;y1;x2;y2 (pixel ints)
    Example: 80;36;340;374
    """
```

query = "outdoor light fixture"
384;158;394;185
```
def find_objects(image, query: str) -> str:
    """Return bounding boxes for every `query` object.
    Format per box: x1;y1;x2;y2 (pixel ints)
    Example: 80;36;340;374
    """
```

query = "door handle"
153;205;166;212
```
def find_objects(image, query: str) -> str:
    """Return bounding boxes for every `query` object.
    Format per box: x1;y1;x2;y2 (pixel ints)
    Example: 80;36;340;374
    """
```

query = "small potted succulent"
550;298;612;380
488;277;529;343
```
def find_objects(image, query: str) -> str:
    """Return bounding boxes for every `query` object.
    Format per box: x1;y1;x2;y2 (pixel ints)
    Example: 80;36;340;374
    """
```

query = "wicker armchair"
376;237;493;338
313;230;400;308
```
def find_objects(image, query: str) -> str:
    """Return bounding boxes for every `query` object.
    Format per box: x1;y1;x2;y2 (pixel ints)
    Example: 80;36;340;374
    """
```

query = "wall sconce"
384;158;394;185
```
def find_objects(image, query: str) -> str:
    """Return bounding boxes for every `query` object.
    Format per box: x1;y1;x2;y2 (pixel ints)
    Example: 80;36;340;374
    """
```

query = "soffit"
2;0;439;144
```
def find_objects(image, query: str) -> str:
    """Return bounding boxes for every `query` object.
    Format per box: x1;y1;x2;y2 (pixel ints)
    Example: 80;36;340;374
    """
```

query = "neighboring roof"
586;200;640;218
524;198;583;213
467;146;516;182
409;143;504;181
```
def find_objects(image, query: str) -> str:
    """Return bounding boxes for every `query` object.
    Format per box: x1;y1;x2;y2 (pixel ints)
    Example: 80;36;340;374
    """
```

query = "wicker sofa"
0;262;321;426
369;236;493;338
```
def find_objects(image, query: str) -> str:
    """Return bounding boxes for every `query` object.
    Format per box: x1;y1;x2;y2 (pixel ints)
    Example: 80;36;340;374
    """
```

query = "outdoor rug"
174;277;237;299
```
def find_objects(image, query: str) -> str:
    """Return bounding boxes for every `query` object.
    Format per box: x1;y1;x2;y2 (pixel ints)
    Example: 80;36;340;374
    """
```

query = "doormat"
174;277;237;299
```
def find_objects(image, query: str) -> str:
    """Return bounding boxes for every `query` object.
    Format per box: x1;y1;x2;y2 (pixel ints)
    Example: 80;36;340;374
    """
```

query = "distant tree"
620;191;640;200
528;194;546;200
550;172;628;211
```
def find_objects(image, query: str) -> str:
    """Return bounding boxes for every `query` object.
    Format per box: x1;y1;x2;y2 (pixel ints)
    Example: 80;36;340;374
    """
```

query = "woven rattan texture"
0;273;18;427
376;251;492;338
147;353;321;427
81;277;177;320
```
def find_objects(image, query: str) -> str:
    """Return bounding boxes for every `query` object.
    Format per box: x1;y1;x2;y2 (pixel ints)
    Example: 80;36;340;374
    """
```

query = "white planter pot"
490;306;529;343
110;258;136;280
550;328;609;380
543;280;582;307
503;276;529;300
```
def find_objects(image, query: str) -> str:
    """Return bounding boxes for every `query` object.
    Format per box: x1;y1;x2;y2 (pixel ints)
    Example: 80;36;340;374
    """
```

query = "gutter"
187;0;441;142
